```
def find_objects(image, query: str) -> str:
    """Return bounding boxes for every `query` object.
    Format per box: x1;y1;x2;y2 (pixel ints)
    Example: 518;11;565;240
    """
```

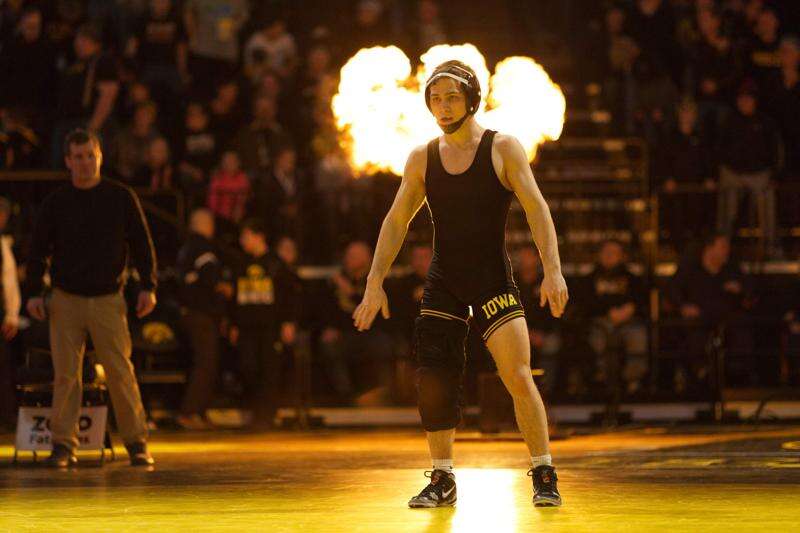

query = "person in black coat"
175;208;227;429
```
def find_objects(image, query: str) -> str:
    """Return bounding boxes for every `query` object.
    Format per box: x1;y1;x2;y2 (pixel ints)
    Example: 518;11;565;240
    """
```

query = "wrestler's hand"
540;271;568;318
353;282;390;331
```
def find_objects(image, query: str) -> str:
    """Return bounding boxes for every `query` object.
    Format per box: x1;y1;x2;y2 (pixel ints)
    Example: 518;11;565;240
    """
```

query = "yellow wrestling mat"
1;426;799;532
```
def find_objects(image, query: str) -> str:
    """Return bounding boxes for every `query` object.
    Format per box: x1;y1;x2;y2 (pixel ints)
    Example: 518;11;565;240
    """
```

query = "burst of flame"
484;56;566;160
332;44;565;176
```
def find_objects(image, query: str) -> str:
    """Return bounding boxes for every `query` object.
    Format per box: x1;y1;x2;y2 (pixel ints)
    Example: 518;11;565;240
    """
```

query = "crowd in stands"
1;0;799;429
578;0;800;256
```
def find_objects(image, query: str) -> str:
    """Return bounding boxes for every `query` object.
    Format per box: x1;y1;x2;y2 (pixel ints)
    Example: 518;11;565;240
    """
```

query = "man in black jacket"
26;129;157;467
229;219;298;428
175;207;226;430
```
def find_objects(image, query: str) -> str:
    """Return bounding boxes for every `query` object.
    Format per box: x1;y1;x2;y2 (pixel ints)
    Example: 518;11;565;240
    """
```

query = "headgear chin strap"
440;112;470;134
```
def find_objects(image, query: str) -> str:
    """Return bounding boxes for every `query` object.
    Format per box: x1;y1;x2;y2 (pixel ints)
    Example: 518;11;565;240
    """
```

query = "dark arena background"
1;0;800;531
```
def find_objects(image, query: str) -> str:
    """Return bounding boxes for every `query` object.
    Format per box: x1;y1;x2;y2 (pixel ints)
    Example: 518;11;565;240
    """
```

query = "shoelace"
418;470;451;498
527;467;557;493
424;470;444;484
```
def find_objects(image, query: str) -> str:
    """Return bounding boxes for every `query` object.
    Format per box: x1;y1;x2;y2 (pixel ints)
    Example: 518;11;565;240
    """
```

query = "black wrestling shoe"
45;443;78;468
125;441;155;467
529;465;562;507
408;469;457;508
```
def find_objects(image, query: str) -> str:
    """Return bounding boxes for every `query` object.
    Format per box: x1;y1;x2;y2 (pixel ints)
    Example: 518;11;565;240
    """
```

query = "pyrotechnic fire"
332;44;565;176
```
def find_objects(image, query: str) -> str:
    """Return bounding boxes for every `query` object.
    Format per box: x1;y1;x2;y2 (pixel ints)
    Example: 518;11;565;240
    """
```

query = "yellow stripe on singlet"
482;310;526;340
420;309;468;323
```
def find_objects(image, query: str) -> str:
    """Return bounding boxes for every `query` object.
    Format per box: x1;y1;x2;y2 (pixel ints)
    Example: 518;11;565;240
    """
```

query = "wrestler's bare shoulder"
405;143;429;181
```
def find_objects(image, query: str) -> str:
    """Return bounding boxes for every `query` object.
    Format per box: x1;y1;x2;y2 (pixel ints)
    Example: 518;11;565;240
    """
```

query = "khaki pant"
717;166;776;248
48;288;148;451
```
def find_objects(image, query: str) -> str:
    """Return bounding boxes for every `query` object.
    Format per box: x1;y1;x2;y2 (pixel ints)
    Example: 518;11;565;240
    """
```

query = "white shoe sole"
533;496;562;507
408;499;456;508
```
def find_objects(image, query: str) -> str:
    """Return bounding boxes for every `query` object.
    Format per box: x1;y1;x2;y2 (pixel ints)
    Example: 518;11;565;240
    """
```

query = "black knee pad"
414;315;468;432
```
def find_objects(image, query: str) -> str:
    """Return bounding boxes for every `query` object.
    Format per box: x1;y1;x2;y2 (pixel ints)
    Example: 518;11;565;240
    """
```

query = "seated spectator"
743;0;765;28
0;0;25;41
515;247;563;396
113;100;161;182
0;108;41;169
761;36;800;175
135;136;174;191
628;0;681;83
584;240;649;396
386;243;432;403
388;243;431;351
183;0;248;94
411;0;447;57
243;15;297;82
275;236;304;313
274;236;313;334
0;7;56;135
632;53;679;145
44;0;85;68
598;4;640;133
339;0;392;59
746;7;782;86
118;79;154;124
254;144;305;243
319;241;394;405
276;235;299;268
229;219;298;428
208;78;244;149
207;150;250;227
667;233;756;390
125;0;189;112
178;102;217;207
234;93;290;178
716;80;783;257
720;0;750;47
253;69;285;106
175;208;227;430
686;7;741;135
52;23;119;167
292;44;335;153
657;99;716;253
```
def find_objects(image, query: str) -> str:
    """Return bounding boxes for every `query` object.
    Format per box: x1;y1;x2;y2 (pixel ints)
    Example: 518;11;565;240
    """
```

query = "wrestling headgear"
425;60;481;133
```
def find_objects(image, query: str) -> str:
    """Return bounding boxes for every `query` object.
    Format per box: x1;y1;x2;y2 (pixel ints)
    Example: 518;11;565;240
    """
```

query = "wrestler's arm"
496;134;569;317
353;144;428;330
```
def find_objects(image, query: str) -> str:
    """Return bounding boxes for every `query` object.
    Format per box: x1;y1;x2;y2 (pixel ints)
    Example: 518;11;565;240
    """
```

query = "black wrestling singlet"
424;129;515;303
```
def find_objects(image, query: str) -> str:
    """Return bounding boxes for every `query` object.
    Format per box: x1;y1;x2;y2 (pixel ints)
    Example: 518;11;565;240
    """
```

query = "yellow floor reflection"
1;427;799;531
450;469;518;532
